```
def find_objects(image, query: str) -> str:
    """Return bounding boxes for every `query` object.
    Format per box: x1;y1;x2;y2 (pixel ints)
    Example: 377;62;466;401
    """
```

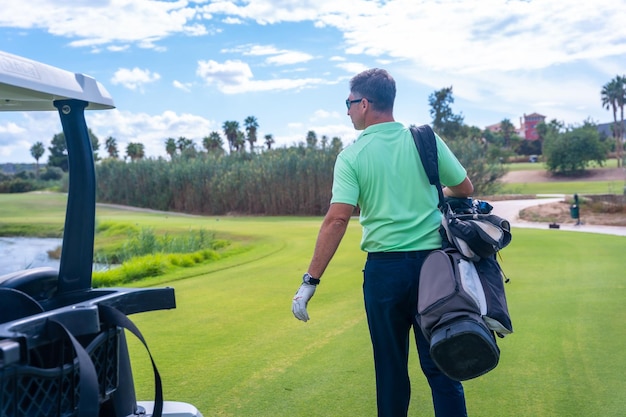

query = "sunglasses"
345;98;373;110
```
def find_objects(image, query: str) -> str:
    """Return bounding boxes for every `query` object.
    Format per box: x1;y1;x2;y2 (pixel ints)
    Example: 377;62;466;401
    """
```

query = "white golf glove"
292;273;320;322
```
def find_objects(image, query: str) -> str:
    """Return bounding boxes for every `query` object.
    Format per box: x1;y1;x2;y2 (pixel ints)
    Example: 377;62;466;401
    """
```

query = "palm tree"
30;141;45;178
235;131;246;152
615;75;626;167
165;137;177;159
222;121;240;153
320;135;329;150
499;118;516;148
330;136;343;155
601;77;624;167
306;130;318;149
202;132;225;155
264;134;275;150
176;136;194;153
126;142;145;161
105;136;119;159
244;115;259;153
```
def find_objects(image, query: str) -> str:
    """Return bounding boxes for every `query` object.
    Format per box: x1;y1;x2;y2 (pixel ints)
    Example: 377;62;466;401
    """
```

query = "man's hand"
292;273;320;322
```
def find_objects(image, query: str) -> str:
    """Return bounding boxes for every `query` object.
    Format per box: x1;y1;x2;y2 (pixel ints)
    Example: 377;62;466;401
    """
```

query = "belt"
367;250;432;260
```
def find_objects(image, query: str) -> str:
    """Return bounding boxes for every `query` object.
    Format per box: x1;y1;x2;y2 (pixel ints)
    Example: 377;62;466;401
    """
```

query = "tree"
165;137;177;159
222;121;240;153
47;129;101;171
47;133;68;171
30;141;45;178
320;135;329;150
499;118;517;149
89;129;101;162
175;137;196;159
176;137;194;153
202;132;225;155
244;116;259;153
428;86;464;140
264;134;275;150
105;136;119;159
126;142;145;161
306;130;318;149
616;75;626;167
234;131;246;152
543;120;607;174
330;137;343;155
601;76;625;167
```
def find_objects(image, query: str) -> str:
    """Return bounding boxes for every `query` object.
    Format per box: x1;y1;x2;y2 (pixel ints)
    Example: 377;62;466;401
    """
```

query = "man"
292;68;474;417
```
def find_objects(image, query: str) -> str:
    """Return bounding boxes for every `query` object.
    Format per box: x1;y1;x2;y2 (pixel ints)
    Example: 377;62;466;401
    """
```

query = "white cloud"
266;51;313;66
2;0;625;74
196;59;330;93
335;62;369;76
0;121;26;137
223;44;314;66
222;17;243;24
111;68;161;91
0;112;68;162
0;0;204;49
196;59;254;87
86;109;215;159
172;80;193;92
0;109;217;163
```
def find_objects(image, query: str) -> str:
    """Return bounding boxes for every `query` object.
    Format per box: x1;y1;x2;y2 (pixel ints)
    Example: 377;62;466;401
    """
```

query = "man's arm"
443;176;474;198
292;202;354;322
307;202;354;279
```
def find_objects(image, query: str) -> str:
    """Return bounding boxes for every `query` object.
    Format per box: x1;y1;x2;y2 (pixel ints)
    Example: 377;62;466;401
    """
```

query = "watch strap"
303;273;320;285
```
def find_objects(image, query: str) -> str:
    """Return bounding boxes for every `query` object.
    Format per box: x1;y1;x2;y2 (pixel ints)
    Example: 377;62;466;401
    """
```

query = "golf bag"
410;125;513;381
417;248;501;380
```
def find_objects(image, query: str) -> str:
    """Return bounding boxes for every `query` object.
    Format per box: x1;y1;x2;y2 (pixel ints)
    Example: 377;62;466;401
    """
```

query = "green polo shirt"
331;122;467;252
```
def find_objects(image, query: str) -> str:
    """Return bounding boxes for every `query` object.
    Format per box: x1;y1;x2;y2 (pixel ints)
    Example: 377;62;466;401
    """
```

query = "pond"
0;237;62;276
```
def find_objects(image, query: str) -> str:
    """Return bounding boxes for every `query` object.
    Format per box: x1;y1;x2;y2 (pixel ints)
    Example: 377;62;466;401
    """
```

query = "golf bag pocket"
416;248;500;381
429;318;499;381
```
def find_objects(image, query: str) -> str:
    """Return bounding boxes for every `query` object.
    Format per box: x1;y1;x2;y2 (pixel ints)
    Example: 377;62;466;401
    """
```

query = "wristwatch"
303;272;320;286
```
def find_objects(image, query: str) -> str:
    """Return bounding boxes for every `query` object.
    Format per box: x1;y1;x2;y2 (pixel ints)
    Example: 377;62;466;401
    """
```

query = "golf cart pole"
53;99;96;294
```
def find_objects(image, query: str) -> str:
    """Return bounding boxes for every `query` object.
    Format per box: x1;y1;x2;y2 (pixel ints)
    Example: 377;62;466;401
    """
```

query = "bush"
40;166;64;181
0;178;37;193
543;121;608;174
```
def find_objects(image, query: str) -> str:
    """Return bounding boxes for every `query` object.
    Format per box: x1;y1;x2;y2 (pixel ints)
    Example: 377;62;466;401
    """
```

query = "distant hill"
0;163;40;175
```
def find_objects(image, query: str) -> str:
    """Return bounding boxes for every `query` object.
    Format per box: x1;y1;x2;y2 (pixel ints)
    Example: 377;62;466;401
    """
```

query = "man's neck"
364;113;395;128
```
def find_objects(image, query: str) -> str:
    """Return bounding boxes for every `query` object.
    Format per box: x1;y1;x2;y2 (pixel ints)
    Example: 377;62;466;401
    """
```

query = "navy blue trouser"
363;251;467;417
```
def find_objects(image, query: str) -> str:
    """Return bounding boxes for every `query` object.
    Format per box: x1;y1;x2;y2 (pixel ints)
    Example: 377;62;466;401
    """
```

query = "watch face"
303;273;319;285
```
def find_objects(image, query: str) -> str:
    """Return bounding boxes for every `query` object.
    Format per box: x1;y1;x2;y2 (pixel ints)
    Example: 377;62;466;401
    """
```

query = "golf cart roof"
0;50;115;111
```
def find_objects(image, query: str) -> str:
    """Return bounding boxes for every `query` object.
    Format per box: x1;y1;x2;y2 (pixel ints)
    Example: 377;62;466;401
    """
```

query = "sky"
0;0;625;163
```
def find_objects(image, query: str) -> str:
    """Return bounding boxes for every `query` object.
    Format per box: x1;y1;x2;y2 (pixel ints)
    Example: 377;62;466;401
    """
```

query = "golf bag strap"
47;318;100;417
410;125;445;208
98;304;164;417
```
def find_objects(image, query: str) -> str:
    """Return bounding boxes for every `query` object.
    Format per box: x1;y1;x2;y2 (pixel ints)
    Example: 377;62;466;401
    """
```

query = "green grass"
1;192;626;416
504;158;620;172
499;180;624;195
498;161;624;195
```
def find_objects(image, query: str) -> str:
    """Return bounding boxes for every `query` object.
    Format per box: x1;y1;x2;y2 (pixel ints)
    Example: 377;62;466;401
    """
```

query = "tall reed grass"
96;148;337;216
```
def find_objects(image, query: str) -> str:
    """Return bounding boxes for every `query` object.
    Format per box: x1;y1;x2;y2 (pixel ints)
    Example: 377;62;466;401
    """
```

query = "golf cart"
0;50;202;417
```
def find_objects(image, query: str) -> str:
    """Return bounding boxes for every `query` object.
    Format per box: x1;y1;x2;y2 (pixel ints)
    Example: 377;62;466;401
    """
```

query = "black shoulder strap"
410;124;445;208
47;319;100;417
98;304;164;417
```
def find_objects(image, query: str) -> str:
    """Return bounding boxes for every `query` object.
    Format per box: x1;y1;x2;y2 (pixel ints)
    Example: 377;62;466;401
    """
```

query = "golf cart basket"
0;51;202;417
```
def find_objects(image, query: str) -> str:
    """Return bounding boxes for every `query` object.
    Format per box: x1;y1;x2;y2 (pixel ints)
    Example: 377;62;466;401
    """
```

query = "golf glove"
292;273;320;322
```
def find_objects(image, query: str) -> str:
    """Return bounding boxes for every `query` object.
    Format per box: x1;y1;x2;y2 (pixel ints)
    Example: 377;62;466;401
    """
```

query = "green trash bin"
570;204;579;219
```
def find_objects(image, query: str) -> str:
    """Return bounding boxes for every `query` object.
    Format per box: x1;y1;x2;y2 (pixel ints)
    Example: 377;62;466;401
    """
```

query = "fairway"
1;193;625;416
118;215;626;416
